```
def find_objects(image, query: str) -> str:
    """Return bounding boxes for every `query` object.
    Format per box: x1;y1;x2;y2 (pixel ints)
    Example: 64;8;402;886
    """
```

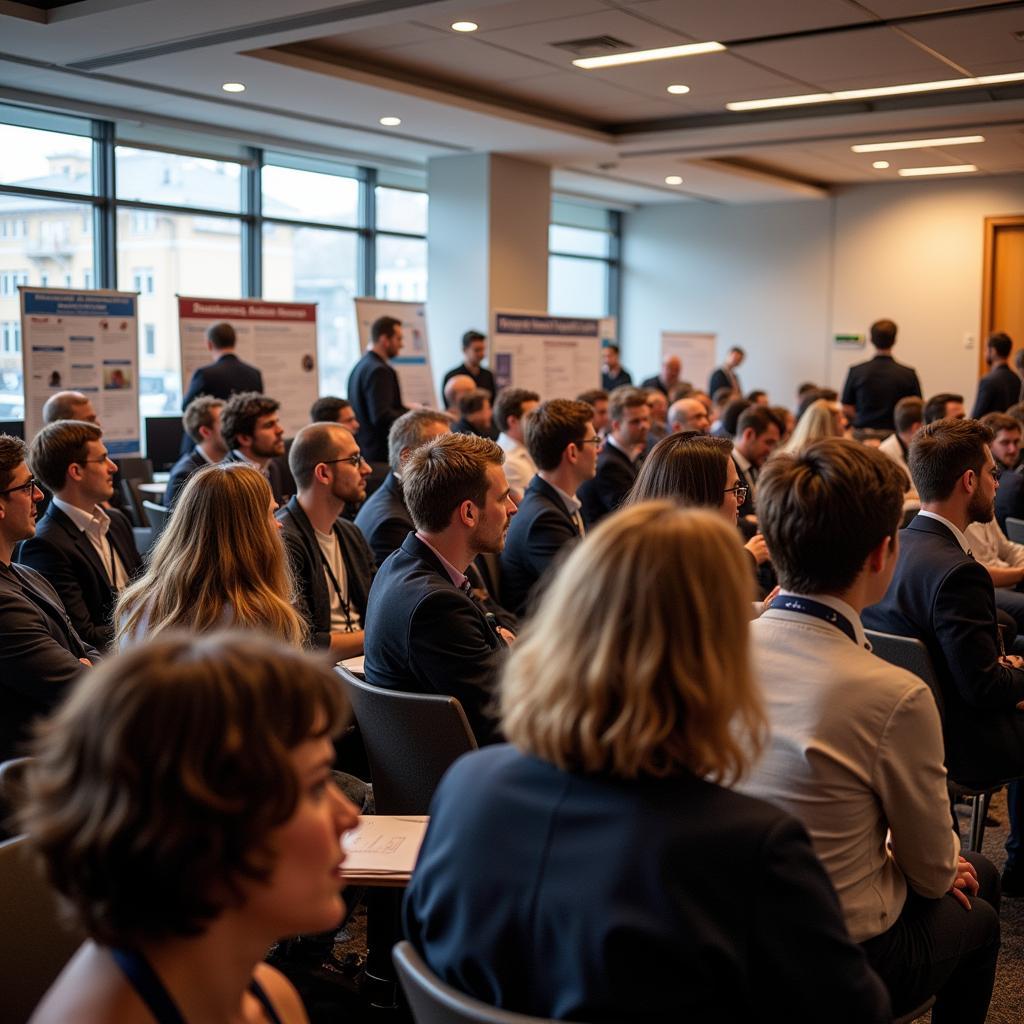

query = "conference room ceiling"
1;0;1023;204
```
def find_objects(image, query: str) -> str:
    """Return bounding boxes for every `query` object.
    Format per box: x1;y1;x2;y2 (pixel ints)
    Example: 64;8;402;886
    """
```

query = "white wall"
621;174;1024;410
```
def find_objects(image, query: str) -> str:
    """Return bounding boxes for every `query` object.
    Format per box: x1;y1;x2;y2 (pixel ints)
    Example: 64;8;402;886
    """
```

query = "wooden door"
981;215;1024;376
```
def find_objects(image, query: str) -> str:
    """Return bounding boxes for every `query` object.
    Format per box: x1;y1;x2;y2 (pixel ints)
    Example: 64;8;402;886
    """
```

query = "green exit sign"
834;333;865;347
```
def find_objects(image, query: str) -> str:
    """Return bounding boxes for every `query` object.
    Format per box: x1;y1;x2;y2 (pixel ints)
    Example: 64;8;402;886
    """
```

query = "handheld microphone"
484;612;507;647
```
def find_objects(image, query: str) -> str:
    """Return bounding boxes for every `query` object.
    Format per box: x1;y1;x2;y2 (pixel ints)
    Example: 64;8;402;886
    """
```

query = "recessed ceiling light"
665;175;683;185
852;135;985;153
727;72;1024;111
451;21;478;32
379;116;402;127
666;84;691;95
897;164;978;176
221;82;246;93
872;161;890;169
574;40;725;70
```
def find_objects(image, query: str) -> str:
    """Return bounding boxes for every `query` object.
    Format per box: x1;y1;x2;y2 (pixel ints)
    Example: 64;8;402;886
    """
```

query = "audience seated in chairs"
41;390;99;427
309;395;360;432
404;503;891;1023
114;463;305;649
743;437;1000;1024
164;395;228;509
451;388;498;441
363;433;516;746
19;631;359;1024
18;420;141;651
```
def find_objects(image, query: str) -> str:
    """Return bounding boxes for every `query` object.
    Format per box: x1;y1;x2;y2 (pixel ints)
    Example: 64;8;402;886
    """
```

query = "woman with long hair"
404;503;890;1023
780;397;847;453
114;463;304;647
21;632;359;1024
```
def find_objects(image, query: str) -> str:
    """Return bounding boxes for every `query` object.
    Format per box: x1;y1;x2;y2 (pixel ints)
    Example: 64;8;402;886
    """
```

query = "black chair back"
865;629;945;719
142;500;170;538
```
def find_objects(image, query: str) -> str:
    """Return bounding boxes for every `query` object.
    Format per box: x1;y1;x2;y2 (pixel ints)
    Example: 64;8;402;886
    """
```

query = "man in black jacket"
278;422;375;659
18;420;141;651
348;315;409;464
442;329;496;401
841;319;921;431
165;395;228;508
219;391;290;506
181;321;263;408
972;332;1019;419
363;433;516;745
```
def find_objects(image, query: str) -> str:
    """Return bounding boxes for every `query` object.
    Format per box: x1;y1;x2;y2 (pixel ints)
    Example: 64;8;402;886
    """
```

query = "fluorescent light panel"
574;41;724;70
897;164;977;176
727;72;1024;111
852;135;985;153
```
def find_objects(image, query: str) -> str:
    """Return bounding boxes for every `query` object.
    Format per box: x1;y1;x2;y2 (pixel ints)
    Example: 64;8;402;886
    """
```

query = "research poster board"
661;331;717;394
20;287;141;455
491;312;601;399
353;297;436;409
177;297;318;438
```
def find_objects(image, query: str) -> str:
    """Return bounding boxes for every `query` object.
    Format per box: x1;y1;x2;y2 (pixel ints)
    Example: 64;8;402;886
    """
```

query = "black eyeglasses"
76;456;112;465
0;475;37;497
577;437;602;447
724;483;749;502
322;453;367;468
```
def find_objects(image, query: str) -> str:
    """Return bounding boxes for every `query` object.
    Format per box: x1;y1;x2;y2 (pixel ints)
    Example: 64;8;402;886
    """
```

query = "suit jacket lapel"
531;476;576;528
50;506;111;585
10;563;87;655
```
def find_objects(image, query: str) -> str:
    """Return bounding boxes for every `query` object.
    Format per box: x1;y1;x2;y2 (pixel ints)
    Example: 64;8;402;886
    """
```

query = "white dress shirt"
52;496;128;589
497;433;536;500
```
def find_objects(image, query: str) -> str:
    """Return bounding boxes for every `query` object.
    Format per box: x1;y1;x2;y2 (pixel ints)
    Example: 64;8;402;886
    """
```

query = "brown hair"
893;396;924;435
28;420;103;493
909;418;994;501
182;395;224;443
626;433;732;509
501;503;763;783
524;399;593;471
870;319;897;349
493;388;540;433
288;421;354;490
608;385;649;423
403;433;504;533
219;392;280;451
457;388;491;418
19;632;347;945
387;408;451;474
979;412;1020;438
0;433;26;492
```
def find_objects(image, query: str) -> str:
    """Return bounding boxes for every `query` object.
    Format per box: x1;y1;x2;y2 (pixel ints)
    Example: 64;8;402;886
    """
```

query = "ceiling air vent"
550;36;634;57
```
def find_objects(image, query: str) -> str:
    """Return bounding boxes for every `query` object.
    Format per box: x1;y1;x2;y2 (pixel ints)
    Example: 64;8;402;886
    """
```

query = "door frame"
980;214;1024;377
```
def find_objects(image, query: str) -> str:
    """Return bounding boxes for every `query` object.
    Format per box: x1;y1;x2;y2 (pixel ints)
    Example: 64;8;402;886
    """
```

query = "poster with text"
21;287;141;455
492;312;601;400
661;331;717;395
177;297;318;438
353;297;436;409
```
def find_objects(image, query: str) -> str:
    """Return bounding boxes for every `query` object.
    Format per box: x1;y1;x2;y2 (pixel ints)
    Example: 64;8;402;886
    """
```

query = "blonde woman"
780;398;847;453
114;463;304;647
403;503;890;1023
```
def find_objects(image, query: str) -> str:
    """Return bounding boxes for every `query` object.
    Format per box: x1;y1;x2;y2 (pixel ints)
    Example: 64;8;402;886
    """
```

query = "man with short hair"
165;395;228;508
219;391;289;505
41;390;99;427
731;405;782;519
841;319;921;431
601;344;631;392
442;329;495;401
501;399;598;617
972;333;1018;418
347;315;409;464
641;354;681;398
668;396;711;434
576;389;610;437
181;321;263;409
278;422;376;659
709;346;744;397
363;433;516;744
746;389;769;407
443;374;476;418
745;438;999;1022
863;418;1024;894
494;387;540;503
18;421;140;651
879;396;923;505
924;392;966;424
354;409;451;565
452;389;498;440
645;389;669;448
0;434;99;762
579;387;649;527
995;413;1024;532
310;395;360;432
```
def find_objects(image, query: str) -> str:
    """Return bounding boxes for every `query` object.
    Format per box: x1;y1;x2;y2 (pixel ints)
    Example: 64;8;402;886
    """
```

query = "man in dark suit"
363;433;516;745
348;315;409;464
731;405;782;521
442;329;496;401
862;417;1024;894
278;422;376;659
501;399;598;617
181;322;263;409
451;389;498;441
165;395;228;508
579;386;649;527
972;332;1019;418
708;345;744;398
18;421;141;651
219;391;290;506
0;435;99;762
640;353;681;398
841;319;921;431
601;343;632;392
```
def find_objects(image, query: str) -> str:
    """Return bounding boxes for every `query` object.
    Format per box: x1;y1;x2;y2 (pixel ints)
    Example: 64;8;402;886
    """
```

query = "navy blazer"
404;746;891;1024
17;503;141;651
499;475;580;618
971;363;1020;418
363;533;504;745
354;471;413;566
347;351;407;463
709;365;740;397
732;455;758;520
995;465;1024;533
0;562;99;762
165;447;209;508
601;367;632;391
578;441;638;527
863;514;1024;785
277;497;376;649
181;353;263;408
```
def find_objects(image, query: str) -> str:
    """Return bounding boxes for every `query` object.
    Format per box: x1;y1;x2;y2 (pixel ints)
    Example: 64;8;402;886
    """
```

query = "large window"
547;201;619;319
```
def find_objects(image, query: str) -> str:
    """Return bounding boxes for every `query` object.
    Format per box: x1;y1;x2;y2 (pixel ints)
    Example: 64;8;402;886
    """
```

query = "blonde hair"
114;463;304;647
781;398;843;453
500;502;764;783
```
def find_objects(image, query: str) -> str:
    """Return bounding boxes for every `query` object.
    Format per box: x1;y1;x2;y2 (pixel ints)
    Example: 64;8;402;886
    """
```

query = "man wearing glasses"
277;422;377;660
0;434;100;764
18;420;141;652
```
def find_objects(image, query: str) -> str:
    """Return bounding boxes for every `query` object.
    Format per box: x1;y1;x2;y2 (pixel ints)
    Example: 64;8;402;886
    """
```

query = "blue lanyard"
768;595;860;646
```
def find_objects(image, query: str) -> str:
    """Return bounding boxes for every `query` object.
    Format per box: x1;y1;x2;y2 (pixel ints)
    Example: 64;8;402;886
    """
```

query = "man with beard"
363;433;516;745
864;417;1024;895
348;316;409;464
219;391;290;506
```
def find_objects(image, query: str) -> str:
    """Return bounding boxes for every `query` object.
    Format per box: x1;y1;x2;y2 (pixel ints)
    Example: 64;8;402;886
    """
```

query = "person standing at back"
841;320;921;431
181;322;263;408
443;330;495;401
709;346;744;397
348;316;409;465
601;344;632;391
972;332;1019;418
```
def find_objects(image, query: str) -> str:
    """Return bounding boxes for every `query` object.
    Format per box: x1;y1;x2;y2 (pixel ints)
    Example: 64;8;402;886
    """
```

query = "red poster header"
178;297;317;322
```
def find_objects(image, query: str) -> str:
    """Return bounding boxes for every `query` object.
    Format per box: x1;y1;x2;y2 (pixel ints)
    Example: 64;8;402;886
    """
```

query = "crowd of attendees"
3;315;1024;1022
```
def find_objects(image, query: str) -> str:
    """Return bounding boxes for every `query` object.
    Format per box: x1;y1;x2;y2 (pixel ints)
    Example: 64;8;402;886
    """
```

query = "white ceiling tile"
314;22;443;53
412;0;610;32
898;8;1024;71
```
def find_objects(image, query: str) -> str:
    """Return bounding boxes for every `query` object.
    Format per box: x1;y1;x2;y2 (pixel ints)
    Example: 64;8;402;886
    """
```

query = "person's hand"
79;658;92;667
497;627;516;646
744;534;770;565
1001;654;1024;670
949;856;979;910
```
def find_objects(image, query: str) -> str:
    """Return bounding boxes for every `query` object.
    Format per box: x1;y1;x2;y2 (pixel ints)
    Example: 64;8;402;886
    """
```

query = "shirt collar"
52;496;111;538
606;434;639;463
232;448;269;476
733;449;753;473
547;479;582;516
915;510;972;555
497;432;523;453
415;531;469;589
195;445;215;465
768;590;869;648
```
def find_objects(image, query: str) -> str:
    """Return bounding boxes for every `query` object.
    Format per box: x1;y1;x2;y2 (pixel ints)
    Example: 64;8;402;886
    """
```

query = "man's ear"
960;467;977;495
458;499;476;528
866;533;893;574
